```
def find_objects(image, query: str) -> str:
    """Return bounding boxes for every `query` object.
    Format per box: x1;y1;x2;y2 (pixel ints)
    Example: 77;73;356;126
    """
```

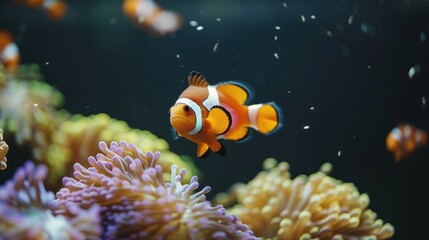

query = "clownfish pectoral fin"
209;141;226;156
188;71;209;87
207;106;231;135
197;143;210;159
216;82;251;105
225;126;250;142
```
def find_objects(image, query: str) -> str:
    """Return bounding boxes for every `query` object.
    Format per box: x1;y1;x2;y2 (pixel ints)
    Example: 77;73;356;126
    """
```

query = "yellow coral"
46;113;200;188
214;158;395;240
0;128;8;170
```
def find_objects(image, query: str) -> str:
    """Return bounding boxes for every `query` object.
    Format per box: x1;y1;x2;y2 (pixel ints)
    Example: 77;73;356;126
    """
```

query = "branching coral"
0;128;8;170
49;140;255;240
0;64;64;161
214;158;395;240
46;113;200;188
0;161;102;239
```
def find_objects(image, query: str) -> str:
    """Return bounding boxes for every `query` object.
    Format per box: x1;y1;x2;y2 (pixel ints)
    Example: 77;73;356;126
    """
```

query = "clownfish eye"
183;105;190;112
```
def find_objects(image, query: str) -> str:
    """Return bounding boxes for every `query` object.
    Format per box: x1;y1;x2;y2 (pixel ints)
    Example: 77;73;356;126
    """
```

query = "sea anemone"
0;64;64;160
0;128;8;170
45;113;200;188
214;158;395;240
0;161;102;239
49;140;255;240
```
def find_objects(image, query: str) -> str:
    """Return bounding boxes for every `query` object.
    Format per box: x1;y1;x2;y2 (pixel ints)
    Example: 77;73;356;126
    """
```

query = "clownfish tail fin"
248;102;283;135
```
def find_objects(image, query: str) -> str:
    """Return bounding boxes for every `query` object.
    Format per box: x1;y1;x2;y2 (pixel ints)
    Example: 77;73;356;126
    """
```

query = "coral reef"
0;128;8;170
0;64;64;161
0;63;395;239
0;64;199;190
214;158;395;240
0;161;102;239
49;140;255;240
45;113;200;188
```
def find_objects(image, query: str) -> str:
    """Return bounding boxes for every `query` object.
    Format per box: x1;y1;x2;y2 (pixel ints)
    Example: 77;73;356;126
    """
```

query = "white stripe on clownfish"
202;86;219;110
0;43;18;62
404;125;412;138
248;104;263;130
416;129;423;142
175;98;202;135
391;127;401;140
43;0;56;8
136;0;157;18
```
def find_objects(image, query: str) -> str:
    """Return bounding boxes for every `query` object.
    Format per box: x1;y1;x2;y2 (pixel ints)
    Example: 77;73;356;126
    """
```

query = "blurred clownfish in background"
0;31;20;71
14;0;68;20
386;124;427;162
122;0;182;36
170;71;283;158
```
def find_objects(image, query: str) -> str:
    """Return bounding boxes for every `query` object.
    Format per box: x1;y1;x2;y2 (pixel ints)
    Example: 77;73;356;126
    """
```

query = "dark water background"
1;0;429;239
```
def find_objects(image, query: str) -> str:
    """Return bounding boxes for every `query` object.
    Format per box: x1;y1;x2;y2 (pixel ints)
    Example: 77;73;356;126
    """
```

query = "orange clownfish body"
386;124;427;162
0;31;20;71
122;0;182;36
14;0;67;20
170;71;282;158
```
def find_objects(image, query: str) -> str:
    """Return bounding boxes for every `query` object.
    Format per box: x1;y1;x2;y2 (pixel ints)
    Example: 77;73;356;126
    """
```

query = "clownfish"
14;0;67;20
0;31;20;71
386;124;427;162
170;71;282;158
122;0;182;36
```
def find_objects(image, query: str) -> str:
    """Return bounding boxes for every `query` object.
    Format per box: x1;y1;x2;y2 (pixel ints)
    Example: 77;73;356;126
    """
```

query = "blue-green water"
1;1;429;239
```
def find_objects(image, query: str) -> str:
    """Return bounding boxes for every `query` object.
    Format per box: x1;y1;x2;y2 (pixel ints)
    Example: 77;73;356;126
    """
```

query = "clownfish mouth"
170;115;187;128
170;114;185;122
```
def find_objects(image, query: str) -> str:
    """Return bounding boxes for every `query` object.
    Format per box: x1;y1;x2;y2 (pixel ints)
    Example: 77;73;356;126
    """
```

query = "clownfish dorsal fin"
188;71;209;87
207;106;231;135
216;82;250;104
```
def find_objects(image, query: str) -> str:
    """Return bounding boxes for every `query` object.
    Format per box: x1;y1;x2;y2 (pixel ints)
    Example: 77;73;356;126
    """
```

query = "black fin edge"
265;101;284;136
215;142;226;157
188;71;207;86
211;105;232;135
220;80;254;105
199;148;210;159
228;128;251;142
